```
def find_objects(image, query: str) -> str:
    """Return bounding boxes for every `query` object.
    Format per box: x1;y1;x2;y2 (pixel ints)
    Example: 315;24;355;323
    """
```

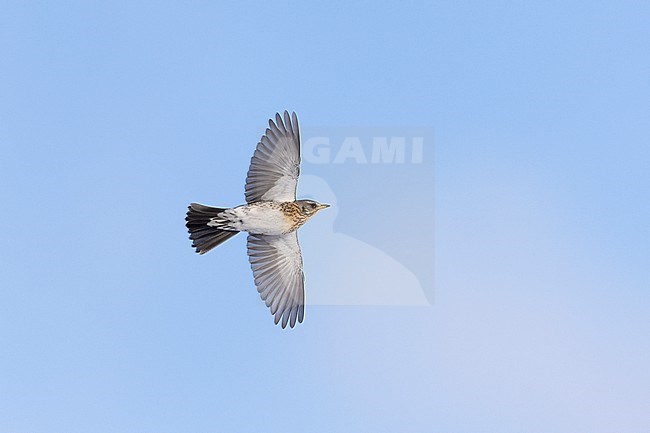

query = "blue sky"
1;1;649;432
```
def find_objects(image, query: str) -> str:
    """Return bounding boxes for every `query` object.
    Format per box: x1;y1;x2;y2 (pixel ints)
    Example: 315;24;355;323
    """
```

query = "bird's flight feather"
246;231;305;328
245;111;301;203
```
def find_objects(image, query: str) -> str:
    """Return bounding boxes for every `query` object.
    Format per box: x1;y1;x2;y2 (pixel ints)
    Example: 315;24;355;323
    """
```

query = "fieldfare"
185;111;329;328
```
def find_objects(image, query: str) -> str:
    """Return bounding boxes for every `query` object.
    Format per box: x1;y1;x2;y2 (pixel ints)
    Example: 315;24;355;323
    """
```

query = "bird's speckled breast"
279;202;309;232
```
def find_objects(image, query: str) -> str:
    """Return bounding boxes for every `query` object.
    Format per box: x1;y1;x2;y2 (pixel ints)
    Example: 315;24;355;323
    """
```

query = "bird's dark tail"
186;203;239;254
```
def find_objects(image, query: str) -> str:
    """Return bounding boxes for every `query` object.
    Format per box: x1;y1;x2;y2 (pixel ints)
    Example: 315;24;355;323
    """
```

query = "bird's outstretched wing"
246;232;305;328
245;111;300;203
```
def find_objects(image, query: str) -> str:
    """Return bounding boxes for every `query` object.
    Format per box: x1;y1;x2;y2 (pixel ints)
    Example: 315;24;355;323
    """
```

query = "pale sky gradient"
1;1;649;432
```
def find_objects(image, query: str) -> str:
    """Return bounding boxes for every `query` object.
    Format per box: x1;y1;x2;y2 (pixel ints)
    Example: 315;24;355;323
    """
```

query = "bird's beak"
317;204;330;210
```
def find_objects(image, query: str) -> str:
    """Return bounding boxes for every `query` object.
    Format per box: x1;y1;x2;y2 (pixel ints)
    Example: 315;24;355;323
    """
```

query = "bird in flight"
185;111;329;328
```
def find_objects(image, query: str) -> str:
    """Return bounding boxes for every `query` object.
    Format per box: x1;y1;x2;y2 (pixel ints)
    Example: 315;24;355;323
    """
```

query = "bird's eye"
310;203;317;208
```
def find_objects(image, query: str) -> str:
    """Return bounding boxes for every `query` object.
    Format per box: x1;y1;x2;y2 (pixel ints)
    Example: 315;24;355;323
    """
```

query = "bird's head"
296;199;330;217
